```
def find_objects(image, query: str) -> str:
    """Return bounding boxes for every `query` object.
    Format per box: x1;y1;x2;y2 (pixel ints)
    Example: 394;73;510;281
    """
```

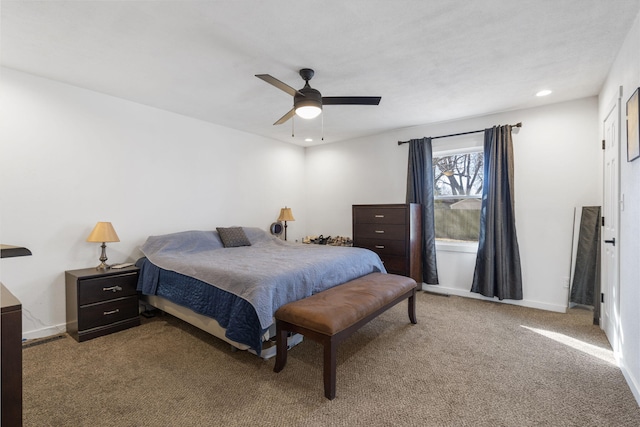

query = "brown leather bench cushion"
274;273;417;336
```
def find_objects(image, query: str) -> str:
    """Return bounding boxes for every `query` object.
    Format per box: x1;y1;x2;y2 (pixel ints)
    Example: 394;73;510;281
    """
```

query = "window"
433;149;483;242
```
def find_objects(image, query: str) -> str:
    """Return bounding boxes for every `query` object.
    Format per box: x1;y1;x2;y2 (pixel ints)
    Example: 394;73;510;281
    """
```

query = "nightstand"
65;266;140;342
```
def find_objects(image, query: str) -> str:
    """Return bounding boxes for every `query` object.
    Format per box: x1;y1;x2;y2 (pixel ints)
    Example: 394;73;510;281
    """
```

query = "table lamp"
86;222;120;270
277;207;295;241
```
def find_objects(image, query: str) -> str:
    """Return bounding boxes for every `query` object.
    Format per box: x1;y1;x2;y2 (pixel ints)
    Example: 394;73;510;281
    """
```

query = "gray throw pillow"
216;227;251;248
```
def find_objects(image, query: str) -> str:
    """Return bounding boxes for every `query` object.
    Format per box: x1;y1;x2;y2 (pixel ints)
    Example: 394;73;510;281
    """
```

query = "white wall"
0;68;306;339
305;97;601;313
599;10;640;405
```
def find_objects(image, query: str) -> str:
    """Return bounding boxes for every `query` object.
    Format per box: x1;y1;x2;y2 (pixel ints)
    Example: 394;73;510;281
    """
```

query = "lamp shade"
277;207;295;222
86;222;120;243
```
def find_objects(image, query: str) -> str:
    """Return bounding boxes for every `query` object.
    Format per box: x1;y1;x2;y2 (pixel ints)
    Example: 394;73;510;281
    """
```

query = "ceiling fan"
255;68;381;125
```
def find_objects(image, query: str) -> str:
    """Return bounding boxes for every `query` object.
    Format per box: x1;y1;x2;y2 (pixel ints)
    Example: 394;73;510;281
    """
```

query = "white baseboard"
22;323;67;342
619;357;640;406
422;284;567;313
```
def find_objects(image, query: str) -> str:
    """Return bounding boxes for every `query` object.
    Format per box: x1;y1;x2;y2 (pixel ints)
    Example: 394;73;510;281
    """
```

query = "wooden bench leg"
273;321;288;373
323;336;337;400
408;289;417;324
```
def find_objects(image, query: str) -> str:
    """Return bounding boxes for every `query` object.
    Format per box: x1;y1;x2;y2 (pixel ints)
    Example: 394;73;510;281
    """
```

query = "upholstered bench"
273;272;417;400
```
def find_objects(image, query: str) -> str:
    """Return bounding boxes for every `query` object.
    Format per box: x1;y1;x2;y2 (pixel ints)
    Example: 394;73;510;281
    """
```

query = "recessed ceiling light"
536;90;552;97
305;138;313;142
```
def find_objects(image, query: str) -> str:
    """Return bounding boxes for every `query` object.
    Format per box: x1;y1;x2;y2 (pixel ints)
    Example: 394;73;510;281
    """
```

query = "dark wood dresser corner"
1;283;23;426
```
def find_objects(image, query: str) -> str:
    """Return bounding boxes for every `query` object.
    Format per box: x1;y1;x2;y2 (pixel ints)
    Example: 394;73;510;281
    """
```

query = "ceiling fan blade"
322;96;381;105
273;108;296;125
256;74;303;97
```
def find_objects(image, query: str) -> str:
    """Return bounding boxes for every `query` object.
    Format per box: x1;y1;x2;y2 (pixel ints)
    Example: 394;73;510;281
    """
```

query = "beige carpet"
22;293;640;426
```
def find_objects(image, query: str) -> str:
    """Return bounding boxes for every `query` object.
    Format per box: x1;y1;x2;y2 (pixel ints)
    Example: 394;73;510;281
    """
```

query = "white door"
602;91;621;350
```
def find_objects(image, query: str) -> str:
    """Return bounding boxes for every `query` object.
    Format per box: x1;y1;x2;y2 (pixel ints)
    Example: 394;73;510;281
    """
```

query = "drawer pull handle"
375;230;385;234
103;286;123;293
374;215;385;218
103;309;120;316
375;245;385;249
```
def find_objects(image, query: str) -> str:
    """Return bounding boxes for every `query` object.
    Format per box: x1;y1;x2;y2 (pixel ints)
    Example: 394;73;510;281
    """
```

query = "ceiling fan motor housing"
295;86;323;112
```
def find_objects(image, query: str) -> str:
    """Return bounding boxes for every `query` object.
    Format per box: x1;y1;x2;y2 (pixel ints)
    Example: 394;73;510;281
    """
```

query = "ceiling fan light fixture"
294;87;323;119
295;104;322;119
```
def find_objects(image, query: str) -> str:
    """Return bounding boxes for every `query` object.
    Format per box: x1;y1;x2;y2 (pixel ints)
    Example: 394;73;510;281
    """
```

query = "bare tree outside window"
433;151;483;242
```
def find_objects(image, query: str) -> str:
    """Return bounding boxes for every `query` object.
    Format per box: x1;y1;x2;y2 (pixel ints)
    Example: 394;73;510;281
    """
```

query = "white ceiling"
2;1;640;147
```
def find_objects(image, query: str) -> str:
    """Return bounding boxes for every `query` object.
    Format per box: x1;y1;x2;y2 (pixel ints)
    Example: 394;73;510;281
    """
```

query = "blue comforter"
136;227;386;353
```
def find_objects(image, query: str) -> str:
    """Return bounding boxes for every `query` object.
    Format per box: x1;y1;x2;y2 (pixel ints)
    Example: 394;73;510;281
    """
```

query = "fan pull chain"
321;113;324;141
291;115;295;137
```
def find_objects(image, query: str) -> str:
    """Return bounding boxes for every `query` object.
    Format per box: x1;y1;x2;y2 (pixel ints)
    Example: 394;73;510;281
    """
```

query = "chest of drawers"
65;266;140;342
353;204;422;288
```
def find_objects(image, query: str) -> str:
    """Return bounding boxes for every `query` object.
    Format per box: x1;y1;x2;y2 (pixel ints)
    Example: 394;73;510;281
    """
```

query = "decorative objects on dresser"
352;203;423;289
302;235;353;246
277;207;295;241
65;266;140;342
86;222;120;270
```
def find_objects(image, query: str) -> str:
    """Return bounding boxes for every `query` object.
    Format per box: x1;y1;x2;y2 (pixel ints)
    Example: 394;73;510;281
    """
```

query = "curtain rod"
397;122;522;145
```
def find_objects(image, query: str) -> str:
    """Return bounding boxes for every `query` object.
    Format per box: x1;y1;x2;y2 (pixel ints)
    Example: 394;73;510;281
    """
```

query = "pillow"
141;230;224;256
216;227;252;248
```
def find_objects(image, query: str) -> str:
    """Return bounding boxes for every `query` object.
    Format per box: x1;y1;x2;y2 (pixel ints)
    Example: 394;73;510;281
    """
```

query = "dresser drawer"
354;238;406;256
379;256;408;276
78;296;139;330
78;272;138;305
354;223;406;240
353;207;406;225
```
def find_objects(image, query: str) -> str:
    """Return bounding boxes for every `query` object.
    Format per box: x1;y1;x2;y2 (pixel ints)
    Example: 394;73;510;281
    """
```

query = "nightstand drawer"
78;272;138;305
354;223;406;240
353;207;406;225
78;296;139;330
353;238;406;256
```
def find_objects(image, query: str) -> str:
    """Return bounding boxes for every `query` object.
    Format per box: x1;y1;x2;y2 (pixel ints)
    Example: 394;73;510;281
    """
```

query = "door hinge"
602;139;606;149
602;216;605;227
601;293;605;303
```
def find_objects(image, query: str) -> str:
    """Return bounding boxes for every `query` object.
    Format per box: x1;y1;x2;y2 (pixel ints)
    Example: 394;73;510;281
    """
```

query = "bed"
136;227;386;358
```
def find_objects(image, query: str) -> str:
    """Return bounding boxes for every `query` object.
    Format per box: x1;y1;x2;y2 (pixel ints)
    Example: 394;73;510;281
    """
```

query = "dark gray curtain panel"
471;125;523;300
406;138;439;284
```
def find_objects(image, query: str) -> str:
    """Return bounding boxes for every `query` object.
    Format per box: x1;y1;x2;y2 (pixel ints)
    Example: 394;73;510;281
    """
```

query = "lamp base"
95;262;110;271
95;242;110;270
